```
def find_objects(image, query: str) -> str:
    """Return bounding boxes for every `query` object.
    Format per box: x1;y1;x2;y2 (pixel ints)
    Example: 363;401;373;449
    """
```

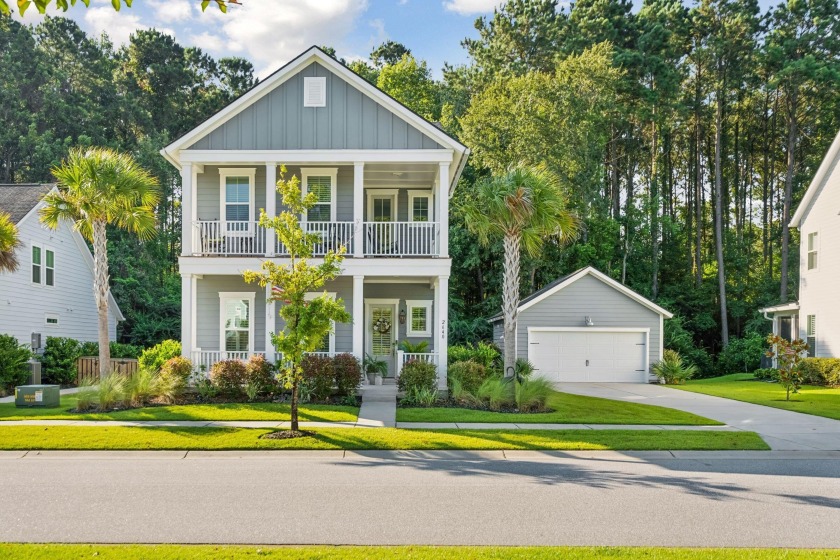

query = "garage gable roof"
489;266;673;322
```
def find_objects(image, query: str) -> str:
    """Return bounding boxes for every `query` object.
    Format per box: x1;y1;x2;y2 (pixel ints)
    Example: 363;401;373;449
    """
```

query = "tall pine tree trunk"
92;220;112;379
502;233;521;378
713;94;729;348
650;118;660;298
780;88;798;303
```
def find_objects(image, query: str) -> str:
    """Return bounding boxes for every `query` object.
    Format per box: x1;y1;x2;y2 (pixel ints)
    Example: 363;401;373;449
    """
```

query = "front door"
368;194;396;255
368;303;396;377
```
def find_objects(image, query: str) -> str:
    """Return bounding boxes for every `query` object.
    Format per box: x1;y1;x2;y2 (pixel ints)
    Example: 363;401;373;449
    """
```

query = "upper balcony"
181;161;452;260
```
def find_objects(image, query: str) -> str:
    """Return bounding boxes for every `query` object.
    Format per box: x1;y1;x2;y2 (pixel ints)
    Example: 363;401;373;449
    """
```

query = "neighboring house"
761;129;840;358
161;46;469;388
0;184;124;347
490;266;673;383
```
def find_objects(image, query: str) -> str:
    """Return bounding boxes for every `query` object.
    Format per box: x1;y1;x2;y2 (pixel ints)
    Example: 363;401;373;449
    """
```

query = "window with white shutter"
807;314;816;357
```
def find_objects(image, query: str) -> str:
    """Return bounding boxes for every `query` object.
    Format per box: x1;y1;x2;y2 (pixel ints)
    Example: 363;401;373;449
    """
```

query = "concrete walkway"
357;379;397;427
556;382;840;451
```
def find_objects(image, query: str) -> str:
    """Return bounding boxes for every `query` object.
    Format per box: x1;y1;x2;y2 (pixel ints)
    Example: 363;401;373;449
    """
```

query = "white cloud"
442;0;502;15
84;6;150;45
367;18;388;49
194;0;369;78
147;0;194;23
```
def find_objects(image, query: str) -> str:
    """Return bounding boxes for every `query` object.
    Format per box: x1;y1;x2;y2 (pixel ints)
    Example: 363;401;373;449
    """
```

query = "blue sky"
18;0;780;79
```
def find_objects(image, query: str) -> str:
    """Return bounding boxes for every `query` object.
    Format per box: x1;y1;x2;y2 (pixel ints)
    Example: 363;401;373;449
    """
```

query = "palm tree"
0;212;21;273
461;165;579;377
41;147;160;379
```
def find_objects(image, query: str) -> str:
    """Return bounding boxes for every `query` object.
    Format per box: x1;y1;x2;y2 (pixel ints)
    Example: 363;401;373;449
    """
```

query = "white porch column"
181;273;193;359
353;274;365;360
437;161;450;258
265;163;277;257
265;283;276;360
434;275;449;390
180;163;193;256
353;162;364;258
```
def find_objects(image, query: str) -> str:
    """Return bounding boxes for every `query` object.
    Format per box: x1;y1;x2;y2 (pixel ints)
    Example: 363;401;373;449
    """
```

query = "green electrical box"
15;385;60;408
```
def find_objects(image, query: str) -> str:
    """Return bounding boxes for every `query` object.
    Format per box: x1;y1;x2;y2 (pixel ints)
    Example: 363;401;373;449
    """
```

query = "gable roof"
0;184;54;224
489;266;673;322
161;46;469;193
790;128;840;228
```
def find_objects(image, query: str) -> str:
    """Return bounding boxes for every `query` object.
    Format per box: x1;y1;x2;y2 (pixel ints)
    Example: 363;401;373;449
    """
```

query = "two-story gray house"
0;184;123;347
161;47;469;387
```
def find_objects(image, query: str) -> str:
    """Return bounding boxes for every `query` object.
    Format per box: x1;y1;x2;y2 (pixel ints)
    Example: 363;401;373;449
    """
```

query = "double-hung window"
219;168;256;235
408;191;432;222
31;244;54;286
807;232;819;270
219;292;255;354
302;168;337;223
405;300;432;337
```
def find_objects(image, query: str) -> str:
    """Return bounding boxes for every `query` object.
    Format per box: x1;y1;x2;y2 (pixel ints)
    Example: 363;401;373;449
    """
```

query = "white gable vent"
304;77;326;107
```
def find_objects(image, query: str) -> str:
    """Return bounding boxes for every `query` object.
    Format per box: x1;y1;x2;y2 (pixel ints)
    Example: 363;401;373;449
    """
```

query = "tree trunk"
780;88;798;303
92;220;112;379
694;82;703;289
650;118;659;298
290;377;299;431
502;232;521;378
713;94;729;348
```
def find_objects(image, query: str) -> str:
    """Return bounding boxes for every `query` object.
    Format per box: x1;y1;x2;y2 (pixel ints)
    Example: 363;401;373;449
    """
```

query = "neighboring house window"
301;168;337;222
306;292;336;353
219;292;255;354
807;232;818;270
408;191;432;222
807;315;816;357
405;300;432;337
31;245;55;286
219;168;256;233
45;314;59;326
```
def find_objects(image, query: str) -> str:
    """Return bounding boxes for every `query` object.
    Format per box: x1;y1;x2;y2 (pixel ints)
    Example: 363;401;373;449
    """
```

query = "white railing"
191;350;271;374
193;221;266;256
397;350;439;372
364;222;439;257
277;222;355;256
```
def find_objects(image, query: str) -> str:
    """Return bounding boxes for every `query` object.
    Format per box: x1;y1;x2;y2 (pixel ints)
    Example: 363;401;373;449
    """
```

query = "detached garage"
490;266;673;383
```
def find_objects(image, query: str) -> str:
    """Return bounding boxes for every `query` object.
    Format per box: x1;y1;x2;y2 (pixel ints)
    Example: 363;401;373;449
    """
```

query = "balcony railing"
192;220;439;257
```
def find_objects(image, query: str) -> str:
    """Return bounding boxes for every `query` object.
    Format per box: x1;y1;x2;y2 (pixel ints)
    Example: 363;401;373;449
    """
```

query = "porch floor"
357;379;397;428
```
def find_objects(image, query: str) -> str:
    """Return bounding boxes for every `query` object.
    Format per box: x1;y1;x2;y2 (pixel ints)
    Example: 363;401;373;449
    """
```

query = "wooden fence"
76;357;139;383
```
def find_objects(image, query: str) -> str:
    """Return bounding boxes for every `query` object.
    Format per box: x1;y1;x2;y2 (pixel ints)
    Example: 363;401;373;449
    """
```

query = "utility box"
27;360;42;385
15;385;60;408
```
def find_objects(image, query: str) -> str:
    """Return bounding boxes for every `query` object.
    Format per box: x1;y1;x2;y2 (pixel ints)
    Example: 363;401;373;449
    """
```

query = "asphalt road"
2;450;839;547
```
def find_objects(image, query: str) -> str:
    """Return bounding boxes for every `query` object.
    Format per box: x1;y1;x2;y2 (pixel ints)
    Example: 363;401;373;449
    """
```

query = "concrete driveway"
556;382;840;451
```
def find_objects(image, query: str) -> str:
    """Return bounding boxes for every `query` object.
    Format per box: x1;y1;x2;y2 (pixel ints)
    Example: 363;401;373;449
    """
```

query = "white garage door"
528;330;647;383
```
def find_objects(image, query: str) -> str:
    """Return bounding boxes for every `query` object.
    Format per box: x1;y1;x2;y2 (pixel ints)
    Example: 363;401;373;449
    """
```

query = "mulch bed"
261;430;316;440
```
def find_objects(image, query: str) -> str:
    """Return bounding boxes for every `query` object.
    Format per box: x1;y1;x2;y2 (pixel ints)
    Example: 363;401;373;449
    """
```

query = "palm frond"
0;212;21;273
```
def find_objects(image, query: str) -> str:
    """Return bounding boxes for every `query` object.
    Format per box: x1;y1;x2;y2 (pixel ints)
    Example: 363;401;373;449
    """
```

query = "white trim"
366;189;399;222
791;127;840;227
301;168;338;222
517;267;674;319
352;275;364;361
219;292;256;354
760;302;800;314
364;279;431;284
305;291;337;353
178;149;454;165
219;168;256;233
303;76;327;107
527;327;650;383
44;313;60;327
806;230;819;271
405;299;433;337
364;298;400;372
407;190;433;223
178;256;452;277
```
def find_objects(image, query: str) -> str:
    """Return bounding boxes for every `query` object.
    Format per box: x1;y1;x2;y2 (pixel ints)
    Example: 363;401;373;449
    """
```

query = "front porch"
181;273;449;388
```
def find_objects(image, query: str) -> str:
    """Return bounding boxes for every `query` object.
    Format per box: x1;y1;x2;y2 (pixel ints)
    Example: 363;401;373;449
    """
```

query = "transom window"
408;191;432;222
406;300;432;337
31;244;55;286
219;168;256;234
219;292;255;353
807;232;818;270
302;169;337;222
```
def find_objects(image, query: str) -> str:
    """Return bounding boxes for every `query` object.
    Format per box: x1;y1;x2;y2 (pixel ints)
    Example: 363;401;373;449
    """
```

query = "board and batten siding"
797;152;840;358
0;214;118;345
493;274;662;371
188;62;442;152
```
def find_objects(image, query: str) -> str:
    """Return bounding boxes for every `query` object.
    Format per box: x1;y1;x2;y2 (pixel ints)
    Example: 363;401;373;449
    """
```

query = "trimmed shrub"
515;377;552;412
158;356;193;403
448;360;488;394
717;333;766;375
0;334;32;396
244;354;276;395
138;340;182;372
333;353;362;397
398;359;437;393
41;336;81;385
753;367;779;381
209;359;247;396
652;349;698;385
795;358;840;387
447;342;500;370
301;354;335;402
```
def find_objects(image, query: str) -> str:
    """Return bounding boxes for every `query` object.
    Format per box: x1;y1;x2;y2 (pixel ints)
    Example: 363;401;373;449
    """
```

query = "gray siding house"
0;184;123;347
491;267;673;383
161;47;469;387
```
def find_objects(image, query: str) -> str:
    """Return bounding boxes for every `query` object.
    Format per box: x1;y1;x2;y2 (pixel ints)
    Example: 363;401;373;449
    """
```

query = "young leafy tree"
41;147;160;379
461;165;579;376
243;167;350;434
766;334;809;401
0;212;20;273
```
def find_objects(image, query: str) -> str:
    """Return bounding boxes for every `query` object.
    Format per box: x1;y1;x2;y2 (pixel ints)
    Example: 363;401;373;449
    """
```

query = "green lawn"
397;390;721;425
0;544;833;559
0;395;358;422
0;426;767;451
671;373;840;421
